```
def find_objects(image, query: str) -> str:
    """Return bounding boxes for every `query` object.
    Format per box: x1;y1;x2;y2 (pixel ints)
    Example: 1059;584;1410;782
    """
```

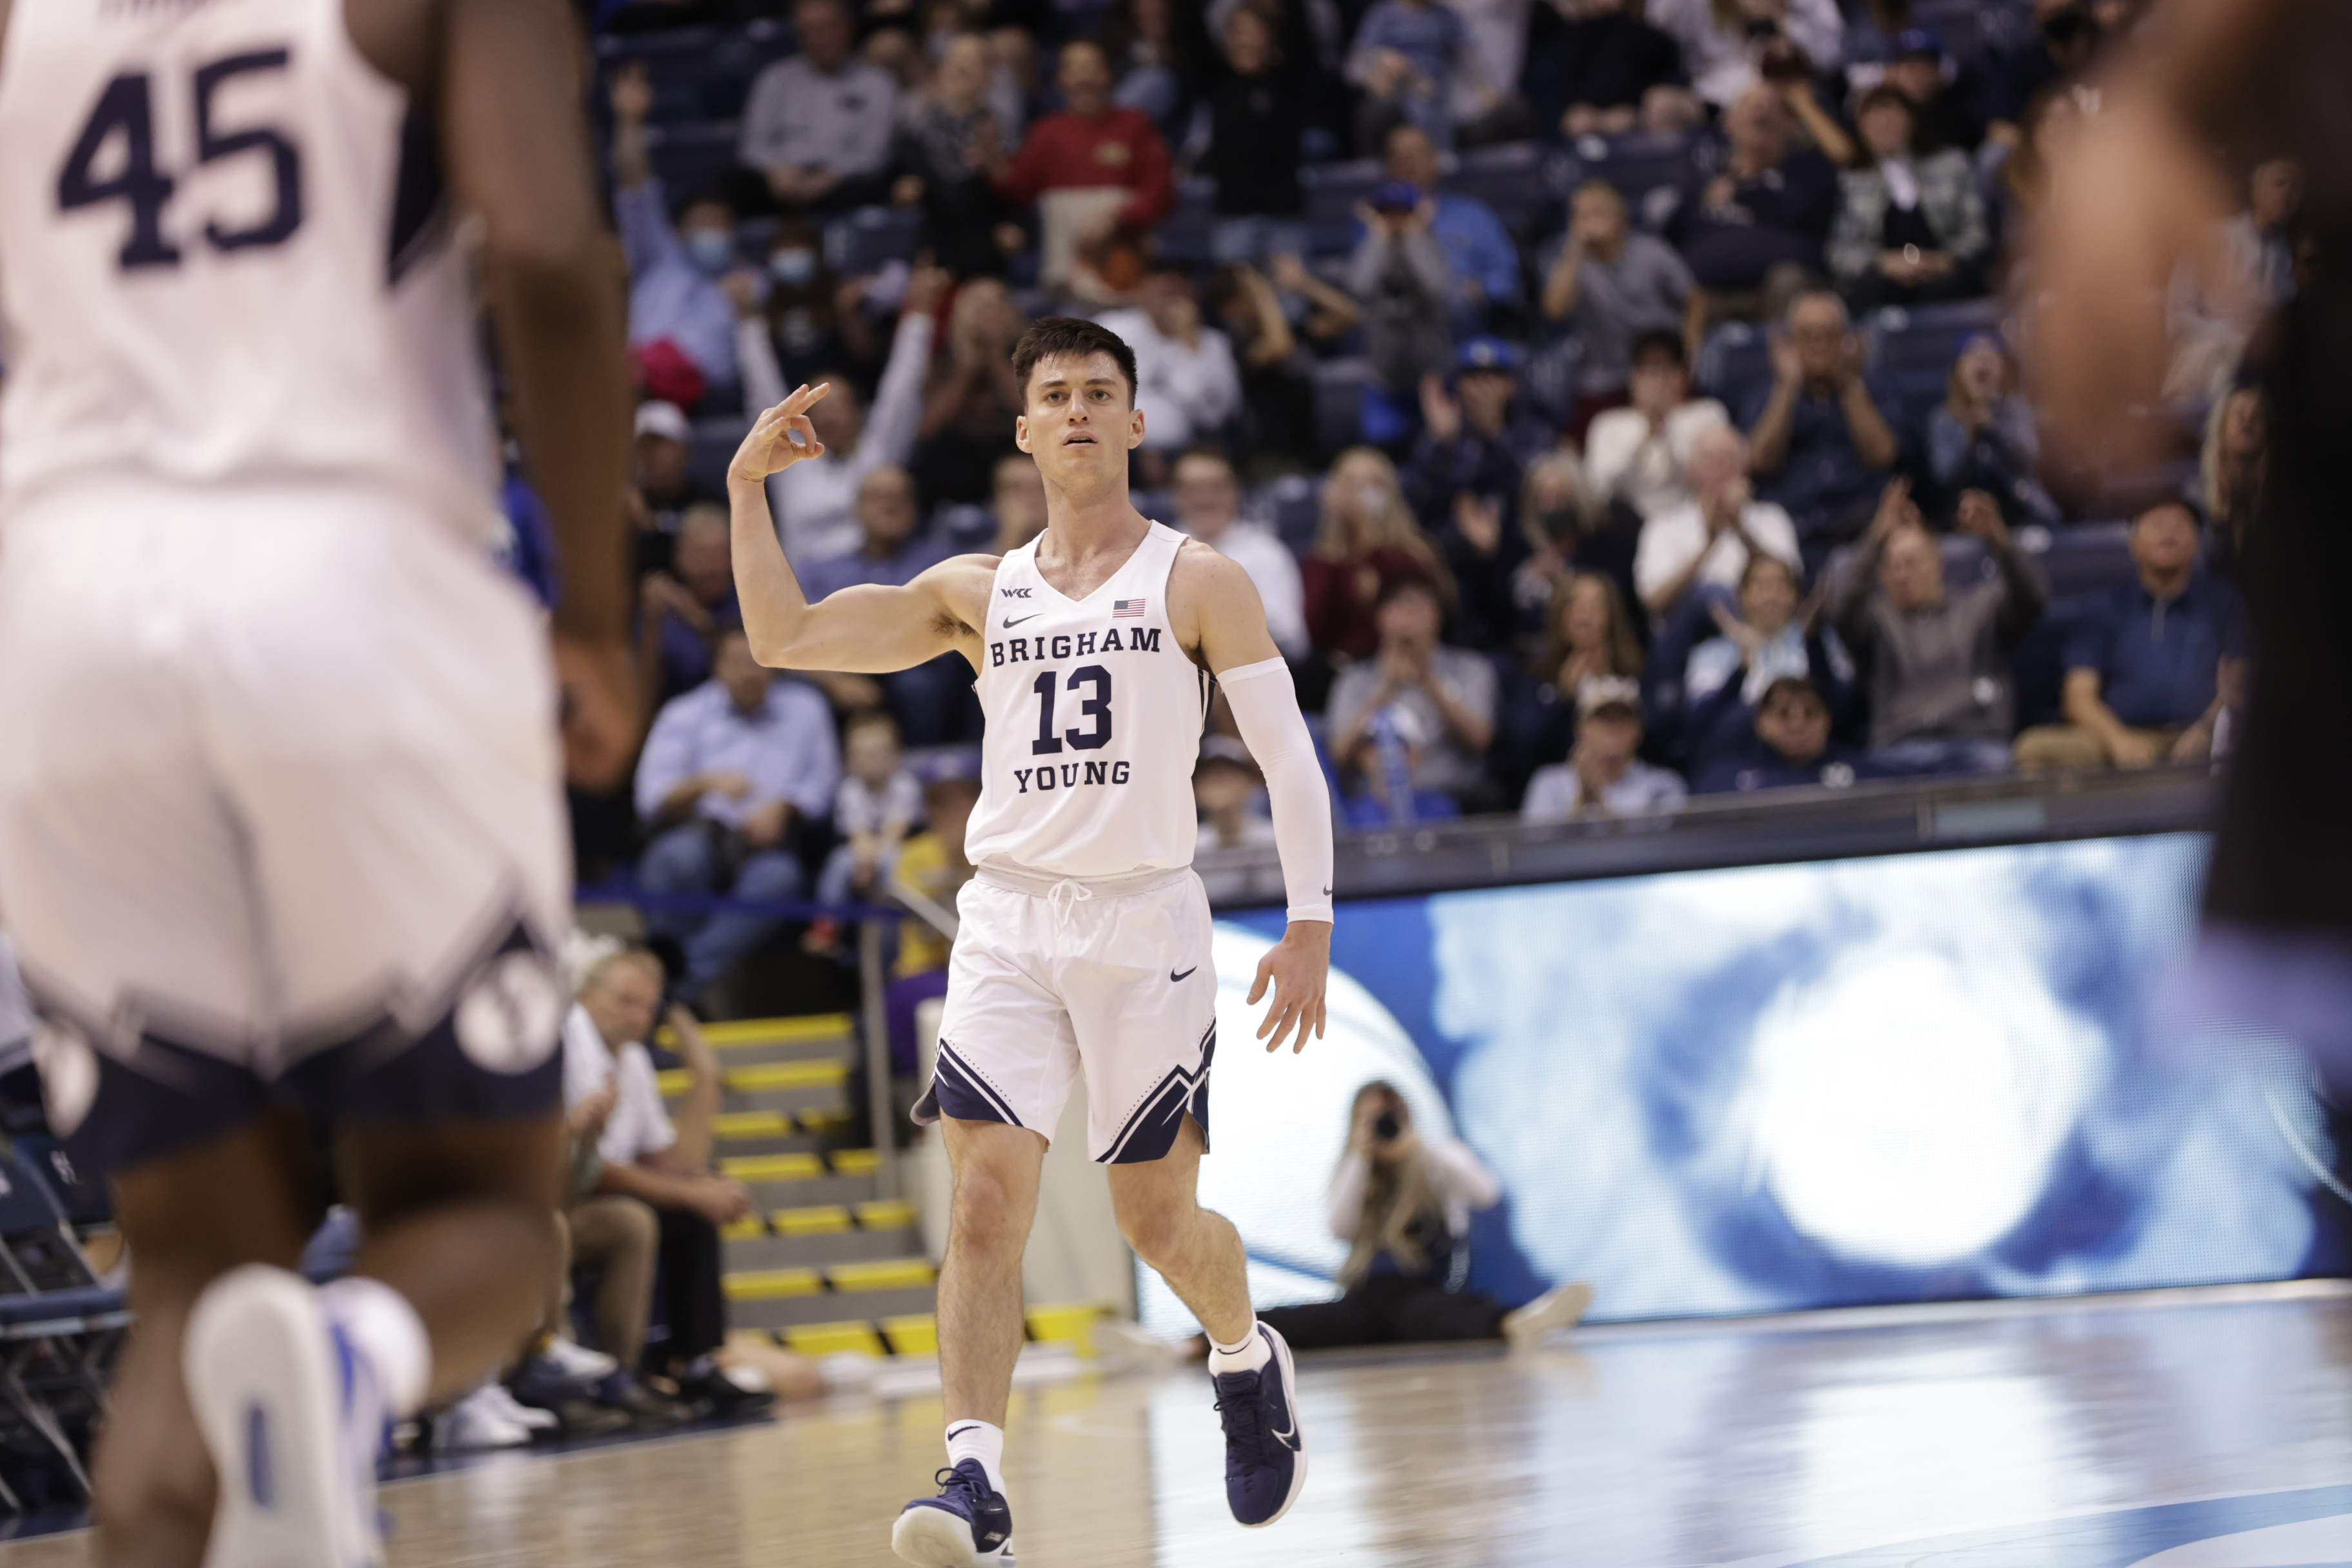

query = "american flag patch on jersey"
1113;598;1146;618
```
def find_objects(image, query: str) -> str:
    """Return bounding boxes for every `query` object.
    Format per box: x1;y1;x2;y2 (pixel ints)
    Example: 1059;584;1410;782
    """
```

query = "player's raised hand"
728;383;830;485
1248;922;1332;1055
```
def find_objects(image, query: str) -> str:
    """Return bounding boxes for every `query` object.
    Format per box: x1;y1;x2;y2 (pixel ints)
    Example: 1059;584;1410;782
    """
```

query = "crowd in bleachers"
564;0;2288;903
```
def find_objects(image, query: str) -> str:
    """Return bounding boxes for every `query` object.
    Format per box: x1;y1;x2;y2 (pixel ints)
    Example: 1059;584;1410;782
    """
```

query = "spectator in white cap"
1522;679;1687;821
633;400;715;544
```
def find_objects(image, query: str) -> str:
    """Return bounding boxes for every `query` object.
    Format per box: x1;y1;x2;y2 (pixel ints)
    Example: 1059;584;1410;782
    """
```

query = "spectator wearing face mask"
740;268;947;567
1302;447;1455;662
609;64;738;402
729;221;862;397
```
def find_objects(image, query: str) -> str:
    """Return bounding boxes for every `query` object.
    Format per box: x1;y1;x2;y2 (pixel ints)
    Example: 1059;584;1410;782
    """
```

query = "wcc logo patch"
1000;587;1033;598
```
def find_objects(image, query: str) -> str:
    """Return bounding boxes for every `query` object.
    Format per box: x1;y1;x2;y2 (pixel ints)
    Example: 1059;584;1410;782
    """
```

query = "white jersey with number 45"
963;521;1211;880
0;0;495;533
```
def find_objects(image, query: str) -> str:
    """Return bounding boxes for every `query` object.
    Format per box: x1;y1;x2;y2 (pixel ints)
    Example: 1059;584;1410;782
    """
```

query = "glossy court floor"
6;1281;2350;1567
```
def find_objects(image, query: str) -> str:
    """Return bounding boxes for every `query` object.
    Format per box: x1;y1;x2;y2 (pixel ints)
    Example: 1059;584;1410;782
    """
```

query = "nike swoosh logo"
945;1422;983;1440
1322;886;1333;897
1170;965;1197;982
1003;613;1043;627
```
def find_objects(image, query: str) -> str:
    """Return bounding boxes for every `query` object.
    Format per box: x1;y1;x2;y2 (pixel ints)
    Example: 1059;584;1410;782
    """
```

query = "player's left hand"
1249;921;1331;1054
729;383;830;485
553;632;642;790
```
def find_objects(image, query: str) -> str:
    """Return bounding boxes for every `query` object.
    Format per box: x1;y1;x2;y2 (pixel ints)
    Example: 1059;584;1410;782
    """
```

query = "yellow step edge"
772;1205;852;1236
1026;1302;1106;1355
879;1315;938;1356
830;1148;879;1176
720;1215;769;1242
798;1106;856;1132
782;1321;887;1358
827;1259;936;1293
658;1014;855;1049
658;1059;851;1099
729;1060;852;1092
854;1199;916;1231
713;1110;792;1139
721;1152;824;1182
723;1268;824;1301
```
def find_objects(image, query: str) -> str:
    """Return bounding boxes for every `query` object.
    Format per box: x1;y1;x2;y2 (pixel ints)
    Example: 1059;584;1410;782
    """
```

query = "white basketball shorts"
0;484;571;1175
916;864;1217;1164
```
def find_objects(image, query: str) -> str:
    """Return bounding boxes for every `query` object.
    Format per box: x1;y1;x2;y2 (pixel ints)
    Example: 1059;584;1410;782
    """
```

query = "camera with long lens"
1373;1112;1402;1142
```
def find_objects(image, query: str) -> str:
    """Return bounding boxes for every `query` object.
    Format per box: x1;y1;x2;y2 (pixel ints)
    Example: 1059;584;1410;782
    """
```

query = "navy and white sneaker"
183;1264;387;1568
892;1458;1015;1566
1212;1322;1307;1528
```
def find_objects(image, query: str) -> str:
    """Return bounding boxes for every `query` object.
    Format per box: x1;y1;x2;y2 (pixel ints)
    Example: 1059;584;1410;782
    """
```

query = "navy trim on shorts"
931;1040;1023;1128
1097;1020;1215;1165
43;919;563;1179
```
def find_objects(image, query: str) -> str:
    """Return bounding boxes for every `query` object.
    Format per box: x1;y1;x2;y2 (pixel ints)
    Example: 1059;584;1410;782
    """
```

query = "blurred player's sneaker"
184;1264;386;1568
1093;1318;1184;1375
474;1380;558;1434
1212;1323;1306;1529
539;1336;618;1381
431;1384;534;1451
1502;1280;1594;1351
676;1358;778;1419
892;1459;1014;1566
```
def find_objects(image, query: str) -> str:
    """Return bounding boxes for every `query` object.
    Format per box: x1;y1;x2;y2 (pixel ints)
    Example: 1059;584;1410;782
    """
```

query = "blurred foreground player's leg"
0;0;636;1553
2033;0;2352;1066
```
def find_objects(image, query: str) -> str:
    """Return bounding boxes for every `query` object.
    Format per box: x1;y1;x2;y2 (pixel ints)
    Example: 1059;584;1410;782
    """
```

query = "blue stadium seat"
830;205;923;277
1311;358;1374;458
1259;473;1323;556
1559;132;1703;234
1694;320;1774;413
1157;179;1217;268
643;119;744;206
1447;141;1553;232
598;19;793;124
1863;298;2008;403
1301;159;1383;226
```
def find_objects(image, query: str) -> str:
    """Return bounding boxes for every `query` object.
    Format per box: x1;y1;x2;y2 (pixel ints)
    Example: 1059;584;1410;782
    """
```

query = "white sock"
1207;1323;1270;1377
945;1418;1006;1496
318;1277;432;1420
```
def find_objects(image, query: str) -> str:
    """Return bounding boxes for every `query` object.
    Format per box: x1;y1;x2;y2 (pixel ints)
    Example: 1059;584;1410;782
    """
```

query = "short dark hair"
1012;317;1138;407
1760;676;1825;711
1375;573;1442;611
1629;328;1686;370
1857;83;1917;122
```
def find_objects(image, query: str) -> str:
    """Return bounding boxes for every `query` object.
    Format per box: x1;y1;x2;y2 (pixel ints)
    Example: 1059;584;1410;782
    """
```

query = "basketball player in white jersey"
727;317;1333;1565
0;0;635;1560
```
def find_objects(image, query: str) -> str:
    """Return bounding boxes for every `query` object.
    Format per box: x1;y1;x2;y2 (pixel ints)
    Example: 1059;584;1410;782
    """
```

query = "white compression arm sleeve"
1218;656;1336;925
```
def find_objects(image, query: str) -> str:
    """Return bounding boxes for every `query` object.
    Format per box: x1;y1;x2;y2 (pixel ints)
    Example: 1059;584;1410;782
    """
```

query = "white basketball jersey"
0;0;496;536
963;522;1208;879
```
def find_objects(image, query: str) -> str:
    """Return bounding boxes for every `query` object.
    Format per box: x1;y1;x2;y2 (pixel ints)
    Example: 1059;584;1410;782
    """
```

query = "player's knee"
948;1171;1031;1256
1115;1196;1193;1269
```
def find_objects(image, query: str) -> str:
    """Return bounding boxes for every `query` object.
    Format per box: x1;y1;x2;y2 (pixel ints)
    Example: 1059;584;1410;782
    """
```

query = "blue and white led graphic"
1149;833;2333;1332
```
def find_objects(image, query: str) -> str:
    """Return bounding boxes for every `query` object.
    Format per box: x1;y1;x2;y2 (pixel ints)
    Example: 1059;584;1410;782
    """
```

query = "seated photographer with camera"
1251;1083;1594;1352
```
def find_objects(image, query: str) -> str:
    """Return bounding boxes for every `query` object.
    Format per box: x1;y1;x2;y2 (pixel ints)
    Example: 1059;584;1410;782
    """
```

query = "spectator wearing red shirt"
1302;447;1453;665
993;39;1175;291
